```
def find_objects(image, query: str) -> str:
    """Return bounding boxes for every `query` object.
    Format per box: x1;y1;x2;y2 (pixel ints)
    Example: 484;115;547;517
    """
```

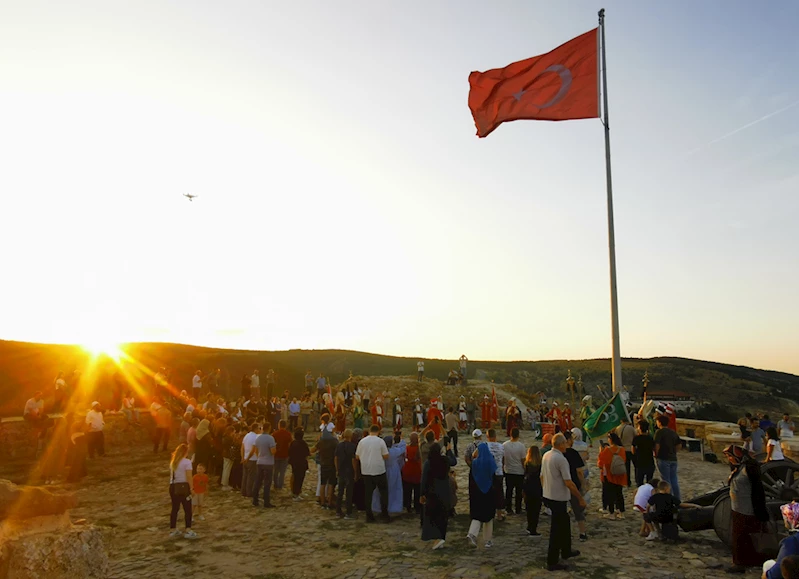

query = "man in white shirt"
503;427;527;515
192;370;203;397
541;433;585;571
250;370;260;398
241;422;261;498
417;361;424;383
355;424;390;523
23;391;49;437
85;401;106;458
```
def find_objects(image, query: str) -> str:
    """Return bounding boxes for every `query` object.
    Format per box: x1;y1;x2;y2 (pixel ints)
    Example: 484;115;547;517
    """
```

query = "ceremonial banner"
583;392;626;439
468;28;599;137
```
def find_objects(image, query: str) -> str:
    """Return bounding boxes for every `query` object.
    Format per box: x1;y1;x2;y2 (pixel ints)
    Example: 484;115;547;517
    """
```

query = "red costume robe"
546;406;567;433
334;404;346;433
480;399;491;429
563;407;573;431
371;402;383;426
427;405;443;426
506;406;520;437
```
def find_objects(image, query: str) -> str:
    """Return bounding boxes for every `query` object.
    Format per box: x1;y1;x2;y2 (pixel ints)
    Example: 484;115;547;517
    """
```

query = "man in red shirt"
272;420;293;491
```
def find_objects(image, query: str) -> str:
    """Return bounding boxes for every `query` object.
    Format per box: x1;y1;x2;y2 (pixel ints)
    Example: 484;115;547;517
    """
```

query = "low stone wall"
0;410;166;460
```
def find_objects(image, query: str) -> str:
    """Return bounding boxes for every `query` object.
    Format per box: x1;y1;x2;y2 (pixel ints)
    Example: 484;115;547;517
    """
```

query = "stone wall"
0;410;170;460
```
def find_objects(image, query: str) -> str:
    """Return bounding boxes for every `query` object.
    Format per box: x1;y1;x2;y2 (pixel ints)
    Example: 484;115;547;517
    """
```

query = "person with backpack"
597;432;627;519
615;417;636;488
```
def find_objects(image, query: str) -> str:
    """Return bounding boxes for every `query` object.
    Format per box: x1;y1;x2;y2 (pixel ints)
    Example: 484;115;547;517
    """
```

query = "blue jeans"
273;458;288;489
252;464;274;506
657;459;680;501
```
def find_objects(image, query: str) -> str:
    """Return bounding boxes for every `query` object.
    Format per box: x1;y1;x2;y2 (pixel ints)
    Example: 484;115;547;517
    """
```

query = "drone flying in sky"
183;193;198;202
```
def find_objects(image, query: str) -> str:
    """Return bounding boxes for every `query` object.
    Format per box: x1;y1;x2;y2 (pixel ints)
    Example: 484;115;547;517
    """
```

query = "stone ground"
0;428;761;579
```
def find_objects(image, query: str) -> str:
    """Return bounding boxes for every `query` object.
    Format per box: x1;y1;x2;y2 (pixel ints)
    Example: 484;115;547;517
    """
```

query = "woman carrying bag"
169;443;198;539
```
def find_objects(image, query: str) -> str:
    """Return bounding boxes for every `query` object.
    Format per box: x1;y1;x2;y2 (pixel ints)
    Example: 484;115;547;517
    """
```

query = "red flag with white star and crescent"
468;28;599;138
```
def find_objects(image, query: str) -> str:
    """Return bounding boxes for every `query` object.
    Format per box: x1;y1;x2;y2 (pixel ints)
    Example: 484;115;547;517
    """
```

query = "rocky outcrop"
0;480;108;578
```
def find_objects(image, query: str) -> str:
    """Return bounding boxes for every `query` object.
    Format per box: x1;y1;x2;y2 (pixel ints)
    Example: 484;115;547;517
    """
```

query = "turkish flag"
468;28;599;138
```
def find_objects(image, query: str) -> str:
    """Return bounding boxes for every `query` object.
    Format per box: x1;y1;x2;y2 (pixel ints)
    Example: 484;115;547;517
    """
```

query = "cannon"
677;459;799;547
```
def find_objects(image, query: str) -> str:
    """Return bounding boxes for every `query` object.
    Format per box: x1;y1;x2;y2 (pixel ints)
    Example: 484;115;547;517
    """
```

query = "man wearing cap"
541;433;584;572
465;429;483;467
85;401;106;458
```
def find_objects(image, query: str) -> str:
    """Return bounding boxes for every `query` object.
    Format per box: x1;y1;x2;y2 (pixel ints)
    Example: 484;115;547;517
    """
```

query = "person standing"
371;434;406;516
459;355;468;384
85;402;105;458
272;420;292;491
167;443;197;539
541;433;584;572
724;445;768;573
192;370;203;398
563;431;588;541
485;429;505;520
153;404;172;453
467;440;497;548
779;414;796;439
421;442;452;550
335;429;357;518
288;428;310;501
250;422;276;508
631;420;656;486
445;408;459;455
53;373;66;413
654;415;682;500
241;422;260;498
615;417;636;488
403;432;422;515
288;398;301;432
250;370;260;398
466;397;476;430
316;374;327;401
503;427;526;516
305;370;314;395
417;361;425;383
355;425;390;523
598;432;627;519
523;445;543;537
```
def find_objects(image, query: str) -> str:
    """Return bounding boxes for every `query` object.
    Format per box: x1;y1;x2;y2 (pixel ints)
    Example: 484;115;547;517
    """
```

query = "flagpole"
598;8;623;395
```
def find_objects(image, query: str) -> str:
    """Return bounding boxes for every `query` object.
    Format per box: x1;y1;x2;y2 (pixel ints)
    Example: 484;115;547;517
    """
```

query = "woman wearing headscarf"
403;432;422;515
193;419;212;474
763;502;799;579
371;434;406;514
467;440;497;548
725;444;769;573
421;442;451;550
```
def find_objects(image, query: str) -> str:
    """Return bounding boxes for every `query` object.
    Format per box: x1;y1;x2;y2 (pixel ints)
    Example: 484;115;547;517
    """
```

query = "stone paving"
0;427;761;578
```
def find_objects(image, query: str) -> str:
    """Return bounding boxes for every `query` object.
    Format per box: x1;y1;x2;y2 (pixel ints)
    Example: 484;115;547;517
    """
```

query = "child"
645;481;698;541
192;463;209;521
633;477;660;538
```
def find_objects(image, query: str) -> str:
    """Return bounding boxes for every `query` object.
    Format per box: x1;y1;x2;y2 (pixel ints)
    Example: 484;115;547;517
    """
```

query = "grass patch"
577;564;616;579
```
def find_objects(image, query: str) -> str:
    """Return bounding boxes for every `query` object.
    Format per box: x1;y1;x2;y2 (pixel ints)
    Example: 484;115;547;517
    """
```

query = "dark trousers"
625;451;634;487
544;498;571;567
635;464;655;487
289;416;299;431
273;458;288;489
252;464;274;506
337;475;354;515
525;494;542;533
417;371;423;382
505;474;524;514
169;485;193;529
292;467;306;496
403;481;421;514
447;428;459;455
153;427;169;452
493;475;505;510
241;461;257;497
364;473;388;519
605;481;625;513
87;431;105;458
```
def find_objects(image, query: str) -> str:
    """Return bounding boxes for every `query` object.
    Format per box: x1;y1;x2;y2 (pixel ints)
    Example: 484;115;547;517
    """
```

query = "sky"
1;1;797;375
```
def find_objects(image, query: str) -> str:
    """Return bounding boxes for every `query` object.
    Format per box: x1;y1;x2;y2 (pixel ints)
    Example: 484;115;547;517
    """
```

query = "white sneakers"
433;539;445;550
484;541;493;548
169;530;182;538
183;530;198;539
646;531;659;541
467;534;478;548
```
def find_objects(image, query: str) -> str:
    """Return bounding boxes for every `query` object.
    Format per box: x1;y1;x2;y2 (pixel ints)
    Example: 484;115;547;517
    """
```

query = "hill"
1;339;797;420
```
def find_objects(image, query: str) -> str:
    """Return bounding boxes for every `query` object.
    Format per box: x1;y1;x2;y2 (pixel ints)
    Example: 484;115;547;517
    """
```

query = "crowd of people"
19;366;799;576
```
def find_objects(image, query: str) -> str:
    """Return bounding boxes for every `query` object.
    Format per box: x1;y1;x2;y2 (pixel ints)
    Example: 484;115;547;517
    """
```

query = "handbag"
171;470;191;499
750;521;782;557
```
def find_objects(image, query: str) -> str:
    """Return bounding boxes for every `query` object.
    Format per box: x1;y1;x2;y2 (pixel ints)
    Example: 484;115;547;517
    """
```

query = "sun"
82;340;124;361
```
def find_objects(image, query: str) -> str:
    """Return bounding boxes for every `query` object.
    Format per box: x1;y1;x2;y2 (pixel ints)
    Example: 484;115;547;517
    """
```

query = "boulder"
0;479;76;520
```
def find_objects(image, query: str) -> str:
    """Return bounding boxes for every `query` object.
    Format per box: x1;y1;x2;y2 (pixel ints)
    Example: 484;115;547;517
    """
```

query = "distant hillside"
0;340;797;419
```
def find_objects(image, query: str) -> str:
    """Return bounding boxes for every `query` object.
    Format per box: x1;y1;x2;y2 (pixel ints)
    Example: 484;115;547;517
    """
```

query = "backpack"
610;451;626;476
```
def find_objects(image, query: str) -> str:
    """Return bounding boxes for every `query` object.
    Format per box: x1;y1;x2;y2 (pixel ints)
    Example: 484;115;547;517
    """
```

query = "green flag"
583;393;627;439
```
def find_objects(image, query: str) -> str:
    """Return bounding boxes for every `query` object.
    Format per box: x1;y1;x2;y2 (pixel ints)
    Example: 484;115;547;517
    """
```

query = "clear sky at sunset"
1;1;797;374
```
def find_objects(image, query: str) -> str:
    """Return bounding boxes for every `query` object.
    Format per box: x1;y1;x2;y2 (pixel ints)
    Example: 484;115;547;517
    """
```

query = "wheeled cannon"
677;459;799;547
